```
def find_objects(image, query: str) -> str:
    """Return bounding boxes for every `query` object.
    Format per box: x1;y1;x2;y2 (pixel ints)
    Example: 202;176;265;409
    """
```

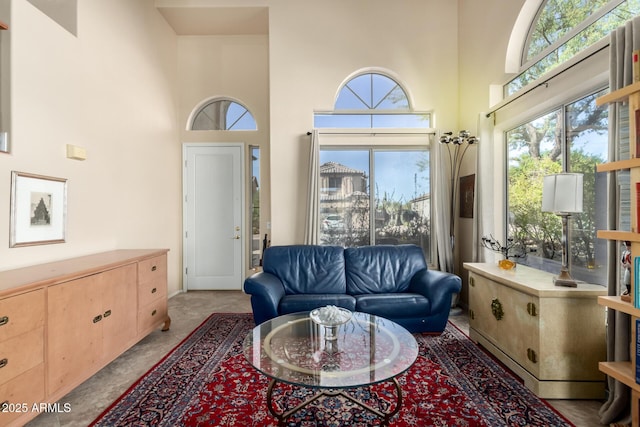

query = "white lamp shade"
542;173;583;214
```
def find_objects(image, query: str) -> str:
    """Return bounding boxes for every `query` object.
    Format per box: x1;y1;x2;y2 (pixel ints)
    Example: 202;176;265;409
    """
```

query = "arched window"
313;71;432;262
506;0;640;96
190;98;257;131
314;72;430;128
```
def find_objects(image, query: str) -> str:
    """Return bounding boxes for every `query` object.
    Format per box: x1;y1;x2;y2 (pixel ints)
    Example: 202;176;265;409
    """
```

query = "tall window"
506;89;608;284
319;148;430;257
314;71;432;258
506;0;640;96
191;98;257;130
250;146;261;268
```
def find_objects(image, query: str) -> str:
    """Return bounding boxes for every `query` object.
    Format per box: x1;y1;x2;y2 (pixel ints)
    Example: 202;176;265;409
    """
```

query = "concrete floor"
26;291;604;427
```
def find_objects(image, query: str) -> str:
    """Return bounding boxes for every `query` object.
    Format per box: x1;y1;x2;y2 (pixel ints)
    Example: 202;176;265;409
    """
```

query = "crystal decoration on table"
310;305;352;341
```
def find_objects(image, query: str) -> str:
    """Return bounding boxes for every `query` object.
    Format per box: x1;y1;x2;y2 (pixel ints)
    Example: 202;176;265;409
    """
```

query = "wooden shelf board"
597;230;640;242
597;158;640;172
598;295;640;316
597;82;640;105
599;361;640;392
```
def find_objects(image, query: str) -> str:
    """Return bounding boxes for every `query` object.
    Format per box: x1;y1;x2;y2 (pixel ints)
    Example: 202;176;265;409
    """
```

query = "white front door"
183;144;244;290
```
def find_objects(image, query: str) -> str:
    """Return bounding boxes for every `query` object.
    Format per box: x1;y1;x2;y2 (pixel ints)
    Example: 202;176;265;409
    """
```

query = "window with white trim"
506;0;640;96
314;72;430;129
191;98;257;131
314;72;432;260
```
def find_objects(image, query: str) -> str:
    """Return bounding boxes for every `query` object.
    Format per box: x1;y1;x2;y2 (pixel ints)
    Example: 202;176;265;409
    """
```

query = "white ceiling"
157;6;268;35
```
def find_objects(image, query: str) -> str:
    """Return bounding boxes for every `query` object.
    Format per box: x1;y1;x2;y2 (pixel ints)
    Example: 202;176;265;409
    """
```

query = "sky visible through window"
318;73;430;202
320;150;429;202
314;73;430;128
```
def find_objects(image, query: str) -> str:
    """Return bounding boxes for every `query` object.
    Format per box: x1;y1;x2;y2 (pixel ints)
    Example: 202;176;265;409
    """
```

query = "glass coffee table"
243;311;419;426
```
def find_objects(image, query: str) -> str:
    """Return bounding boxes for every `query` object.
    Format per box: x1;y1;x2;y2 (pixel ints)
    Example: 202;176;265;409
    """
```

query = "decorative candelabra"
439;130;478;250
481;235;526;260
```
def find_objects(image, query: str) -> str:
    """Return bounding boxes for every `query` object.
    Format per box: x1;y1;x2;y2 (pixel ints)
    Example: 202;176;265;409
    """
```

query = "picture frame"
10;171;67;247
459;174;475;219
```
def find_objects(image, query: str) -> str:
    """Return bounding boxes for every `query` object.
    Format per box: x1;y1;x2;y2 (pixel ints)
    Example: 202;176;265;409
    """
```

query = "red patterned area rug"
90;313;573;427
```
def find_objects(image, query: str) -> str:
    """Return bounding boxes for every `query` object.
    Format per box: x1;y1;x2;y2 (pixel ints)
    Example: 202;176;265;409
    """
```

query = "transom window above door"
190;98;257;131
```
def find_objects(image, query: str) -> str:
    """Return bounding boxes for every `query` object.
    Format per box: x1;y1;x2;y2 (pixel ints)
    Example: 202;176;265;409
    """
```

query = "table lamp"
541;173;583;287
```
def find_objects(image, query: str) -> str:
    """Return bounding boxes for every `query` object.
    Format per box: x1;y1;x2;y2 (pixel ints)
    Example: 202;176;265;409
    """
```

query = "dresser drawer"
138;298;168;335
138;255;167;304
0;363;45;427
0;290;44;342
138;255;167;285
0;329;43;386
138;280;167;307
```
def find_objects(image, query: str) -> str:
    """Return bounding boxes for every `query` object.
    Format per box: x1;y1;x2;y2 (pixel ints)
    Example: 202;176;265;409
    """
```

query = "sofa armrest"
243;272;286;324
409;269;462;314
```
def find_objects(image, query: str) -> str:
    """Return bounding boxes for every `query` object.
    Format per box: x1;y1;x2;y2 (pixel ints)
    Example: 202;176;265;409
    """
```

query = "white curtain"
304;130;320;244
434;140;454;273
473;113;495;263
599;16;640;425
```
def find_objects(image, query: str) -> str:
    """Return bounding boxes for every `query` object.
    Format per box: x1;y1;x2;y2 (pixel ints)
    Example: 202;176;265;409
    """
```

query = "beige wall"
454;0;526;303
0;0;183;295
0;0;553;302
268;0;460;245
177;34;270;278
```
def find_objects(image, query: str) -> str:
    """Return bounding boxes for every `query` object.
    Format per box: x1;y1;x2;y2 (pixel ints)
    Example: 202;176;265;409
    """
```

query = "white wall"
0;0;183;295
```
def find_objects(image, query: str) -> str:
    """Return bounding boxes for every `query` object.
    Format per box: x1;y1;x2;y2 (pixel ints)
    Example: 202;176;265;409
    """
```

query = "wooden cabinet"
137;255;169;336
0;290;45;427
0;249;169;427
595;82;640;427
47;264;138;396
464;262;606;399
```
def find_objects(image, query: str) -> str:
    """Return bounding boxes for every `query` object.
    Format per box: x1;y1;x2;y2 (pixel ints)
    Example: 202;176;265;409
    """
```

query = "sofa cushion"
355;293;430;318
345;245;427;294
279;294;356;315
262;245;347;295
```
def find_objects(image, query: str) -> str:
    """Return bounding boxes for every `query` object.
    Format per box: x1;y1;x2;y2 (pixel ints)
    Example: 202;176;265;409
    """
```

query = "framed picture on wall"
10;171;67;247
459;174;475;219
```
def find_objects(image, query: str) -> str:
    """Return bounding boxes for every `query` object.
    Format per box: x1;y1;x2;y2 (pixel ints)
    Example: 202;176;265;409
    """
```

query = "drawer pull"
527;348;538;363
469;309;475;320
93;315;103;324
103;310;112;318
151;265;157;272
151;287;157;294
151;309;157;316
0;316;8;326
491;298;504;321
0;358;8;369
469;277;475;287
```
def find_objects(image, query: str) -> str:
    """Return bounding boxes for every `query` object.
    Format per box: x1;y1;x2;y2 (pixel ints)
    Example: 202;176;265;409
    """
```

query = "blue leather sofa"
243;244;462;334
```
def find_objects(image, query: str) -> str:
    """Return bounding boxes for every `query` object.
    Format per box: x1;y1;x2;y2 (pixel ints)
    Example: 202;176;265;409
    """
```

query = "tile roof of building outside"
320;161;365;175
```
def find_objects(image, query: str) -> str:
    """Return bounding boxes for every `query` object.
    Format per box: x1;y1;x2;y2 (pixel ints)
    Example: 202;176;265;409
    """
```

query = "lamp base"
553;269;578;288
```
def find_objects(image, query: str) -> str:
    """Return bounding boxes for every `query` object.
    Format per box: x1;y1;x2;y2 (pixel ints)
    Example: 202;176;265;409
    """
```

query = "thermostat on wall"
66;144;87;160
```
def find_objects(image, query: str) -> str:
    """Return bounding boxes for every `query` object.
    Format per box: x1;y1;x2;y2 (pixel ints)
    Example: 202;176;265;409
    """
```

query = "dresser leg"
161;316;171;331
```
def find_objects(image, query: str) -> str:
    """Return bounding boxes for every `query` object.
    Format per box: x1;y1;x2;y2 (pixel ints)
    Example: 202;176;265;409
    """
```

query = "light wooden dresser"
0;249;170;427
463;262;606;399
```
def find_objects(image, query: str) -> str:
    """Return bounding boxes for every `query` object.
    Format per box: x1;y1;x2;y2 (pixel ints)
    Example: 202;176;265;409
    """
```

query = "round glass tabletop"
243;311;418;389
